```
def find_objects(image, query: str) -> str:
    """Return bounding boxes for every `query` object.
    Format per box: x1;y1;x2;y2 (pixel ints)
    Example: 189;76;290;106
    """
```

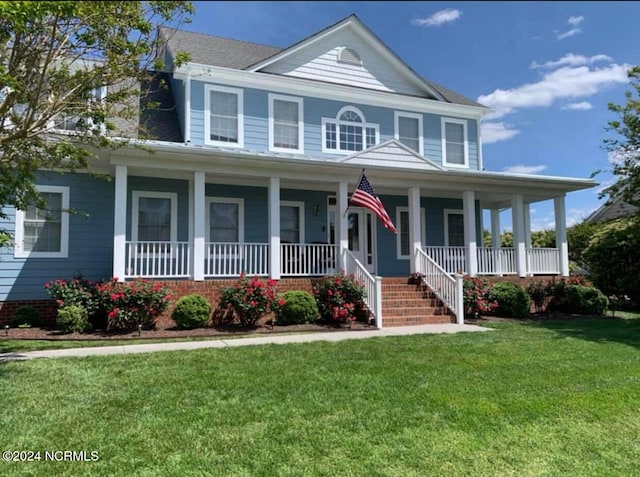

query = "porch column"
490;208;502;275
408;186;421;273
511;194;526;277
113;165;127;282
463;190;478;276
336;181;349;272
554;195;569;276
269;177;281;280
193;171;205;281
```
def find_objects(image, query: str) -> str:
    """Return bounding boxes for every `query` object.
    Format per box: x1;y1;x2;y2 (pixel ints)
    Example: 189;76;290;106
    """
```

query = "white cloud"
477;63;629;119
530;53;612;70
411;9;461;27
563;101;593;110
568;15;585;27
482;122;520;144
503;164;548;174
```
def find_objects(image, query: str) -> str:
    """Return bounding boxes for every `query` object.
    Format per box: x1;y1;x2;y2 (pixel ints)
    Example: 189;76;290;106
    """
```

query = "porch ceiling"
107;142;597;205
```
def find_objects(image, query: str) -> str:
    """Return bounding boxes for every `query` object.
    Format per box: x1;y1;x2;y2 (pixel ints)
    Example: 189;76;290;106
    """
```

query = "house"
586;194;638;223
0;15;596;326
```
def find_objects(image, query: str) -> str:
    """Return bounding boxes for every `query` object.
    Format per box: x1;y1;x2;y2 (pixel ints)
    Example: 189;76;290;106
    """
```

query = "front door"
329;207;376;273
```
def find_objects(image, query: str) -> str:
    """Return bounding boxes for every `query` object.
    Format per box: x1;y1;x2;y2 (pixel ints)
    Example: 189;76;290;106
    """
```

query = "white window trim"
280;200;305;243
441;117;469;168
396;206;426;260
321;105;379;155
268;93;304;154
131;191;178;243
204;84;244;148
14;185;70;259
443;208;464;247
205;197;245;243
394;111;423;155
49;86;108;135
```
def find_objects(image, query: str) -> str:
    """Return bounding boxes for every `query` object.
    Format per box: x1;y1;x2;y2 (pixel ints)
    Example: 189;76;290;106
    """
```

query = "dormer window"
322;106;379;154
51;86;107;133
337;47;362;66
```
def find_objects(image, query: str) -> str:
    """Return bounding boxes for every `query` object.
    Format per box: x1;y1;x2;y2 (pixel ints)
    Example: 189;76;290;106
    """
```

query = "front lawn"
1;318;640;476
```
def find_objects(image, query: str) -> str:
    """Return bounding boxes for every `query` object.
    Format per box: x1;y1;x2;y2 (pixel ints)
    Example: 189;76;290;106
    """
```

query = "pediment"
340;139;444;171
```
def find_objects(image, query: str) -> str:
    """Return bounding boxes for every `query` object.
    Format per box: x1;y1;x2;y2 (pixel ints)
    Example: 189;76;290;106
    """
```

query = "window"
268;94;303;153
442;118;468;167
51;86;107;133
395;112;423;154
14;185;69;258
206;198;244;243
444;210;465;247
204;84;243;147
132;191;177;242
396;206;426;259
280;201;305;243
322;106;379;154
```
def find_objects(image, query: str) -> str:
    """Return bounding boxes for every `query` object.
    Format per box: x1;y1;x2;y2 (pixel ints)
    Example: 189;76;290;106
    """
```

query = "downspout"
477;118;484;171
184;67;191;145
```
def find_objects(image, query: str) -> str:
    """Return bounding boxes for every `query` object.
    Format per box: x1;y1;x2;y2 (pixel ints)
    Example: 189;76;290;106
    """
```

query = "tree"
0;1;193;243
602;66;640;210
567;220;602;265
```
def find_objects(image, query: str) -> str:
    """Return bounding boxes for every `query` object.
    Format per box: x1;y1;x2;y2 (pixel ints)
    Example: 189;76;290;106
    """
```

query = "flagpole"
343;168;366;218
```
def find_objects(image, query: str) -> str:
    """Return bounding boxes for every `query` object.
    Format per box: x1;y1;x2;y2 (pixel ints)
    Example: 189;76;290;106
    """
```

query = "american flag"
350;172;398;234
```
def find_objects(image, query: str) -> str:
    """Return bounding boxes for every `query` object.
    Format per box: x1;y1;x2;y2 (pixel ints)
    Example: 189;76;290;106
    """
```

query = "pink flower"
56;299;64;306
110;294;118;301
44;283;50;289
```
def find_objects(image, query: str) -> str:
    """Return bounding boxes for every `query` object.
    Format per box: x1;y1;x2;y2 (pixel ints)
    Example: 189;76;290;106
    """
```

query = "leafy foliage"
489;282;531;319
463;276;498;317
567;220;603;266
526;280;548;313
56;305;90;333
45;276;98;315
11;305;41;328
219;275;283;327
277;291;318;325
172;294;211;329
313;273;366;324
0;1;193;237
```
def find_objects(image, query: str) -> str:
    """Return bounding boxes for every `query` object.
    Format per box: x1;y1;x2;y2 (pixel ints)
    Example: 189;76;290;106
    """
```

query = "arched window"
322;106;379;153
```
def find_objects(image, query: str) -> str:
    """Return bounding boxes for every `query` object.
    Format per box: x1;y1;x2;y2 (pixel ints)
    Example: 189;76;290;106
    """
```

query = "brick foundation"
0;300;56;326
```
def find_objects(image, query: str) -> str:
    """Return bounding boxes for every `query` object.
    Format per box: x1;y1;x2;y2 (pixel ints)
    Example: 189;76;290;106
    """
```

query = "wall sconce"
313;205;321;216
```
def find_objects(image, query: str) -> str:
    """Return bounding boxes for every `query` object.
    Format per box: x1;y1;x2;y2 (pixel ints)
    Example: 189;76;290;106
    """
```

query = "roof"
138;72;183;143
158;15;484;108
587;197;638;223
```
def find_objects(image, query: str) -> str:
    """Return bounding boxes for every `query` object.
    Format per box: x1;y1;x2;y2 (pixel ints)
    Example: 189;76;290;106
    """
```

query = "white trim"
184;73;192;144
477;119;483;171
441;117;469;169
443;208;464;247
205;197;245;243
268;93;304;154
14;185;70;258
203;84;244;148
174;64;490;120
280;200;305;243
394;111;423;155
396;206;425;260
113;165;127;281
131;191;178;242
321;106;379;155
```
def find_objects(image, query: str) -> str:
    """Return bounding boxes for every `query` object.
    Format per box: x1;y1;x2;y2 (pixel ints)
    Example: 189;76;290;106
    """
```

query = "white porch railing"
125;241;191;278
477;247;517;275
205;243;269;277
416;248;463;324
527;248;560;274
280;243;337;277
423;246;466;274
345;249;382;328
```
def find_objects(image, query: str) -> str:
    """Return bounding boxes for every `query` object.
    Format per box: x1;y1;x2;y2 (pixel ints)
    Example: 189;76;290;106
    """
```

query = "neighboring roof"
587;196;638;223
159;15;484;108
138;72;183;143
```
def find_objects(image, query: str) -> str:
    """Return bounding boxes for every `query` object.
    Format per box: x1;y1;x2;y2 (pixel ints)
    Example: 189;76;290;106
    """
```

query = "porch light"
4;324;8;336
138;323;142;337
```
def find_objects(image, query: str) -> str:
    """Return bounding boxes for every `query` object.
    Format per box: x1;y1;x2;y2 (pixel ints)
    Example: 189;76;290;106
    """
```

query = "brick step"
382;307;448;317
382;298;441;307
381;291;437;298
384;315;455;326
381;284;425;290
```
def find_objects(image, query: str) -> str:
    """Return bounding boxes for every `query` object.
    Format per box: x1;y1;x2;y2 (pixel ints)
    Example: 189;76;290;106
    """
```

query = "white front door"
329;207;376;273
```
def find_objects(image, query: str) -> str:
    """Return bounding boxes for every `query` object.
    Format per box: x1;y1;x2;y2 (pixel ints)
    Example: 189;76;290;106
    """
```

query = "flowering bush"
313;272;366;324
219;274;284;327
45;276;98;315
463;276;498;317
94;278;171;330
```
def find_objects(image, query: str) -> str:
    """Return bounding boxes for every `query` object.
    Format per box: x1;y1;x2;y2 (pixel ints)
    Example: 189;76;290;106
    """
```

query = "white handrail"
125;241;191;278
423;246;467;274
477;247;517;275
281;243;337;276
345;249;381;328
416;248;463;324
205;243;269;277
526;248;560;274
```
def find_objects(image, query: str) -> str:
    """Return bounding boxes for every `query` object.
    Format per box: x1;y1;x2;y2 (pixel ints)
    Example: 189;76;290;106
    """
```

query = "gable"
340;140;444;171
257;23;432;97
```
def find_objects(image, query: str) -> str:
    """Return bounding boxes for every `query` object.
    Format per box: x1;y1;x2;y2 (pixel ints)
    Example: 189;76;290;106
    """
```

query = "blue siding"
0;172;114;301
187;80;480;170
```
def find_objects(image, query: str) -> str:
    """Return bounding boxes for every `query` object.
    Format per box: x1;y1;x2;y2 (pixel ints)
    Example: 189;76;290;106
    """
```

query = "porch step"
381;278;455;327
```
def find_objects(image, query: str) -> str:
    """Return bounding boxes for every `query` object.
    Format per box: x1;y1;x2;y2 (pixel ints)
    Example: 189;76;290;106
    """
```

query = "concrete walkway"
0;324;490;361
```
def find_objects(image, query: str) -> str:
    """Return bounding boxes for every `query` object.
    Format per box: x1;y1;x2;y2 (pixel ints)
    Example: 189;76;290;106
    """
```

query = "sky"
183;1;640;232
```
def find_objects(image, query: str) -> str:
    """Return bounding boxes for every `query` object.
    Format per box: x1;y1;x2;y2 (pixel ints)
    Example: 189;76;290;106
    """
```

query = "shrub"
489;282;531;318
463;276;498;317
219;274;283;327
313;273;365;324
94;278;171;330
557;285;609;315
56;305;90;333
526;280;548;313
172;295;212;329
11;305;41;328
45;276;98;315
277;291;318;325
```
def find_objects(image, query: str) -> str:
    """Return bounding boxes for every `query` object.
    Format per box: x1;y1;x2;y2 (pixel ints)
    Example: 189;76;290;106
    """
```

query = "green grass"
2;318;640;476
